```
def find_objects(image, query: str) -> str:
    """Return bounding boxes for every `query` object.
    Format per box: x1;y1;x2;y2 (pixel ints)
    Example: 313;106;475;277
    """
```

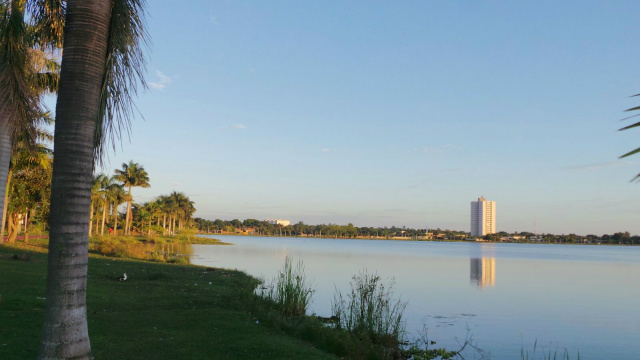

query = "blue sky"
89;1;639;235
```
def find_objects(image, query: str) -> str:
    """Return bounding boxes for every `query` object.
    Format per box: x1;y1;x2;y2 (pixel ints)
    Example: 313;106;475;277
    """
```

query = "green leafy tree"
1;124;52;241
6;147;52;243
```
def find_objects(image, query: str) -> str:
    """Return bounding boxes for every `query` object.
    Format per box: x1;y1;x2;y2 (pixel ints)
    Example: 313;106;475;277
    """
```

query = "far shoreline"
197;232;638;246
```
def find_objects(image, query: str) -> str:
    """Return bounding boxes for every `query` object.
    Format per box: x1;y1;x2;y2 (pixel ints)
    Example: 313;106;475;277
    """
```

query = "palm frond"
26;0;65;48
620;93;640;182
95;0;150;166
619;147;640;159
618;121;640;132
0;0;42;150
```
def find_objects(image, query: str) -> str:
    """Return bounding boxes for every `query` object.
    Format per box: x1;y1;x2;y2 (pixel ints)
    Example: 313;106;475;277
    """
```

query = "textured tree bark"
38;1;112;359
0;119;10;244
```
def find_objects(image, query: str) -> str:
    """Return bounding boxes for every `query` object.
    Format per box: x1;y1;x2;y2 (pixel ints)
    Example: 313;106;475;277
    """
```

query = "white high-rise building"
470;197;496;237
265;219;291;226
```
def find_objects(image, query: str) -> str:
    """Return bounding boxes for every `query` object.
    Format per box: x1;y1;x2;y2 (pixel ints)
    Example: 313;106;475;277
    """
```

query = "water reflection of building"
470;257;495;288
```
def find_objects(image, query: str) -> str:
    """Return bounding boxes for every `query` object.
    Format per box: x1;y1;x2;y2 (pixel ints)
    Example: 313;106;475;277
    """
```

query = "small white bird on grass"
119;273;127;281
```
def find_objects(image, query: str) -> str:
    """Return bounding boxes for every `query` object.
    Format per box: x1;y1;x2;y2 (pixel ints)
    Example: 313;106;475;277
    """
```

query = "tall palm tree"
114;160;150;235
0;0;61;242
39;0;148;358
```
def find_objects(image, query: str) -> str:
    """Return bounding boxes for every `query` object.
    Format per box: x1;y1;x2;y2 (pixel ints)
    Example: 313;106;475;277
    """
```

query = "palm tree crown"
114;160;149;234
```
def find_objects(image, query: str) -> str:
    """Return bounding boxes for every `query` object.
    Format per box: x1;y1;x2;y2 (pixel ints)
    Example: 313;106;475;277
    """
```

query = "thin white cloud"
321;148;330;153
149;70;172;90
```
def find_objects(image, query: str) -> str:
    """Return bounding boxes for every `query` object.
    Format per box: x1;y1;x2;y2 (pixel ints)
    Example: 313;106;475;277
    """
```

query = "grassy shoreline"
0;242;338;360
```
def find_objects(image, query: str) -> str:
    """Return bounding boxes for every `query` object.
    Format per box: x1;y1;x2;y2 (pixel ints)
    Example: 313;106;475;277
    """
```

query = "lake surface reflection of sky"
191;236;640;359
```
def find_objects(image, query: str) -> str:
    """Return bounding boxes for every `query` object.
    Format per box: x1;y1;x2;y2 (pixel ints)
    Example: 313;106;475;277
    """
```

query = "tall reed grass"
521;340;580;360
332;271;407;346
259;256;315;317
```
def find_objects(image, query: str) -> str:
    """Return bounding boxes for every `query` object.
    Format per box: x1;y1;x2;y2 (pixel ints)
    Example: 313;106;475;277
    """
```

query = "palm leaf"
94;0;149;166
0;0;42;150
620;93;640;182
618;121;640;131
26;0;65;48
619;147;640;159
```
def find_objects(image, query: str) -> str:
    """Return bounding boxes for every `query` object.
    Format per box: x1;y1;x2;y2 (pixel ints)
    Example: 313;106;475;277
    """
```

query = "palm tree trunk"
0;120;11;244
39;1;112;358
101;201;107;235
24;210;30;244
88;202;94;236
125;185;132;235
95;205;101;234
113;207;119;236
7;212;16;243
0;171;11;244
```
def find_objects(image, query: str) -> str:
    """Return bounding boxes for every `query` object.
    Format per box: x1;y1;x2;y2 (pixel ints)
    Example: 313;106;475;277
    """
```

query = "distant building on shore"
470;197;496;237
265;219;291;226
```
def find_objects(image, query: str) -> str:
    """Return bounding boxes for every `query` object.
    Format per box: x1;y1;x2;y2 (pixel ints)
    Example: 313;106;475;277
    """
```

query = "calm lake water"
191;235;640;359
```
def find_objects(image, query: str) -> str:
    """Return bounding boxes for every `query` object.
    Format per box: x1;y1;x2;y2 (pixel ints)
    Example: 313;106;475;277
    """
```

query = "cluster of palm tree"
90;161;196;237
136;191;195;235
89;173;127;236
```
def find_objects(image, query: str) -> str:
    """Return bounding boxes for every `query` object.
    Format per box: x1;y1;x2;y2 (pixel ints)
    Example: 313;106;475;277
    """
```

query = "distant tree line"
194;218;639;244
194;218;467;239
484;231;640;245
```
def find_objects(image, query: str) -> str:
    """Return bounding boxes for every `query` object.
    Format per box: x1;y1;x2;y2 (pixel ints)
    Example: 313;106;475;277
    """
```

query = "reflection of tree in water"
470;258;495;288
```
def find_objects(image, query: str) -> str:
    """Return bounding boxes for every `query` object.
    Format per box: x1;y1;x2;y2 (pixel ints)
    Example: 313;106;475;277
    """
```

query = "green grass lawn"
0;245;337;360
